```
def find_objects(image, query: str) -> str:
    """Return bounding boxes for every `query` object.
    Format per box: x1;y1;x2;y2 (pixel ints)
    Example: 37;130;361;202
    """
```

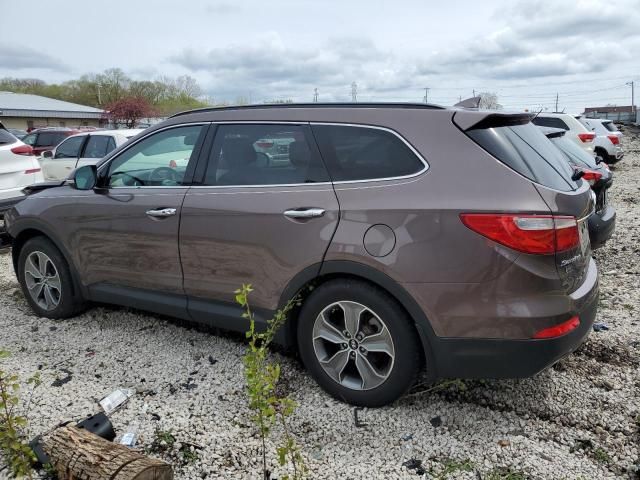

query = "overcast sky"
1;0;639;112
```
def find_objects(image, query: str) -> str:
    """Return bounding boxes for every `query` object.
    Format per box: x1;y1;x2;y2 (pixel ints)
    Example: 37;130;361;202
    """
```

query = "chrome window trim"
97;120;430;189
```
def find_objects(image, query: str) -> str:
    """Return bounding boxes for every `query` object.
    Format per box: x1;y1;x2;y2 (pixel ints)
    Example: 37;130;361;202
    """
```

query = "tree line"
0;68;209;116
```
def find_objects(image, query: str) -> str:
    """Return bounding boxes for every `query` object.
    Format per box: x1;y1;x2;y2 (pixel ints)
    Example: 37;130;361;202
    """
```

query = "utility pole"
627;81;635;113
473;89;476;97
555;93;559;112
313;88;319;102
351;82;358;103
97;83;102;105
423;87;430;104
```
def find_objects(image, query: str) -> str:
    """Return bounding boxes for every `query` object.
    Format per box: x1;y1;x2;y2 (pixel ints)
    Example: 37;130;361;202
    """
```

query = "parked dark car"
4;104;598;406
540;126;615;249
20;128;81;156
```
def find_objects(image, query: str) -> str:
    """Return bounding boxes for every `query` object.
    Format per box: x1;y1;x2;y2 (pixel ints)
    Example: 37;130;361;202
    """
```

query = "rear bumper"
588;205;616;249
426;258;598;379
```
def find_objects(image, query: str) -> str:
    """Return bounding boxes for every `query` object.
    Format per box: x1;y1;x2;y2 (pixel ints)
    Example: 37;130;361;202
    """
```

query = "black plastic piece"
76;412;116;441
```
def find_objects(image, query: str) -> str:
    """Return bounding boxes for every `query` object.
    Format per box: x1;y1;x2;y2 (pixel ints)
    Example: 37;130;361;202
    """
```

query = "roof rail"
169;102;446;118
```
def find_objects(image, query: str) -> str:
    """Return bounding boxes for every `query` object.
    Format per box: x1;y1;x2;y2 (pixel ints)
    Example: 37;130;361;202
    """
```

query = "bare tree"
478;92;503;110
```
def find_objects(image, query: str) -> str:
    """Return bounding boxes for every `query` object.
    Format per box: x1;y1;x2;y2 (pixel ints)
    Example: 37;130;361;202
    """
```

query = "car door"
40;135;87;180
77;134;116;168
180;123;340;326
64;123;208;317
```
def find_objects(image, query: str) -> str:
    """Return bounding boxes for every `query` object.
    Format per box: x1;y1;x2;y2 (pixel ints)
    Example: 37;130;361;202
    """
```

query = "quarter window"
107;125;204;187
311;125;425;181
203;124;329;186
54;136;85;159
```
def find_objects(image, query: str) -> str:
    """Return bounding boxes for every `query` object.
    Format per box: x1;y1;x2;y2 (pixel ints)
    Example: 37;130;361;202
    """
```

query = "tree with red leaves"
103;96;158;128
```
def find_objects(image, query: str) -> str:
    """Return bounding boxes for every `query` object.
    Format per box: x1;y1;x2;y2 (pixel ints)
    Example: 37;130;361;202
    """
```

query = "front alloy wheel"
23;251;62;311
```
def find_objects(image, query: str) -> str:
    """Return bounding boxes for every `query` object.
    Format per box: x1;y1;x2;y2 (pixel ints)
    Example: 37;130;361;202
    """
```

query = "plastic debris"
99;387;135;415
353;407;368;428
593;322;610;332
120;423;139;447
402;458;426;476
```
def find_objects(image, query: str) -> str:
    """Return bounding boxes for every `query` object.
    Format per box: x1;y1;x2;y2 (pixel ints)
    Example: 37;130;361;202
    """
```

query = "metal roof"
0;91;104;119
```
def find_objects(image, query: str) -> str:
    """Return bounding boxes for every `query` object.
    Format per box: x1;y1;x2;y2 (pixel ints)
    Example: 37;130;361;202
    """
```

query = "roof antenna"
531;108;544;121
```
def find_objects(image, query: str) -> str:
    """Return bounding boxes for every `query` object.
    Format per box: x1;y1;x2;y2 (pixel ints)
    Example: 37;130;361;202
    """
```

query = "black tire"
297;279;422;407
595;147;611;164
17;236;86;319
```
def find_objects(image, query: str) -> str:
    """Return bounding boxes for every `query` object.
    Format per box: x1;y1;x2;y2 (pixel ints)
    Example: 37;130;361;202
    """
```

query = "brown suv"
4;104;598;406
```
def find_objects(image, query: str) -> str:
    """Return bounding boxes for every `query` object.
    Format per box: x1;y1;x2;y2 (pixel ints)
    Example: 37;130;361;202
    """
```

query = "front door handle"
146;208;177;218
283;208;326;219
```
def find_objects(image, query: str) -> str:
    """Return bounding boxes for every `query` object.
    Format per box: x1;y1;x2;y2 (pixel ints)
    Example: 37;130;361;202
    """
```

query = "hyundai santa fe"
4;103;598;407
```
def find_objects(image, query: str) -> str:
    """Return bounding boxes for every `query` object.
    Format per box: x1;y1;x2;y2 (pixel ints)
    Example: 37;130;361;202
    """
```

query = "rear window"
311;125;425;181
550;136;597;169
531;116;569;130
467;122;577;191
0;129;17;146
602;121;618;132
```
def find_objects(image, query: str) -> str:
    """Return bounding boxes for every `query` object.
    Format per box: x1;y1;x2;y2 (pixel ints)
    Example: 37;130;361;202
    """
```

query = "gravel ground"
1;129;639;480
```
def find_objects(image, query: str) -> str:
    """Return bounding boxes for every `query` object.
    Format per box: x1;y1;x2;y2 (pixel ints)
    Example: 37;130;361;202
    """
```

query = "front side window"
54;135;85;159
84;135;112;158
311;125;425;181
203;124;329;186
107;125;204;187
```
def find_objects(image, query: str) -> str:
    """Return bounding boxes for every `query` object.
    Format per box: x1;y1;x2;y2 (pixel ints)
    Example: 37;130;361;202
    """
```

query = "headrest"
288;141;311;167
223;138;256;167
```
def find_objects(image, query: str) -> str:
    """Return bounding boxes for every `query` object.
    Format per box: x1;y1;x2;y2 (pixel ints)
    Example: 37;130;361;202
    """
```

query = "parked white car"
0;125;44;216
39;129;144;181
576;117;624;164
532;113;595;156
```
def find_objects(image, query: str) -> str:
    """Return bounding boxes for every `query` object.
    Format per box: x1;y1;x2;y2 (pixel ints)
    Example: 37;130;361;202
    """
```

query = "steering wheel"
149;166;179;184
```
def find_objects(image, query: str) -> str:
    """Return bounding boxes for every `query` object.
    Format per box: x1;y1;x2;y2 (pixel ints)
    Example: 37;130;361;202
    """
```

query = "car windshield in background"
467;122;577;192
552;136;598;169
0;128;18;145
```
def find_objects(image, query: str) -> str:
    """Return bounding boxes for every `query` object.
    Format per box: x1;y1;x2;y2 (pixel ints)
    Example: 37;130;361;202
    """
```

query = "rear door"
180;123;340;324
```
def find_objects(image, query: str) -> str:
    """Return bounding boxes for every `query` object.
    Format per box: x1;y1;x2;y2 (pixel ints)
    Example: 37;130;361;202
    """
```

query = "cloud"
203;3;242;15
0;45;69;72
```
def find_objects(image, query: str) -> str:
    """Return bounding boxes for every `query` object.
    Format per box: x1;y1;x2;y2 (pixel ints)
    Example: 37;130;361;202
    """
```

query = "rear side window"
312;125;424;181
467;122;577;191
203;124;329;186
84;135;113;158
0;129;17;145
532;117;569;130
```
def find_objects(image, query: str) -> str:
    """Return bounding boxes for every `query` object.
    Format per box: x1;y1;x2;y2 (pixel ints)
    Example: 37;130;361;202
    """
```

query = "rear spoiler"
453;112;534;131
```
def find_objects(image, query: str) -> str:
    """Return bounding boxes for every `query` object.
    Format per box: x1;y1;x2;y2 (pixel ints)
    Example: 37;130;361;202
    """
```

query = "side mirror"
41;150;53;159
71;165;97;190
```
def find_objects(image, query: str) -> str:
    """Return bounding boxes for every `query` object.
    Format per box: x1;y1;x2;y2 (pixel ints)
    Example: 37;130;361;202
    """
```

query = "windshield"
466;122;577;191
551;136;598;169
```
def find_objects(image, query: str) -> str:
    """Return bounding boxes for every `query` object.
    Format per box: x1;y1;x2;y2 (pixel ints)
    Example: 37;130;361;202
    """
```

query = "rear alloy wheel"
18;236;85;319
298;279;421;407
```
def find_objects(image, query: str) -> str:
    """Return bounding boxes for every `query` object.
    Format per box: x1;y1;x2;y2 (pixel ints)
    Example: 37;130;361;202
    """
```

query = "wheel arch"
10;222;86;300
279;260;438;376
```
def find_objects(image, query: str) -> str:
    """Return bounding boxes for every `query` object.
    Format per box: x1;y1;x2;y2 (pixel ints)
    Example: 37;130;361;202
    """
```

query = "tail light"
460;213;580;255
577;133;595;143
11;145;34;156
533;316;580;339
607;135;619;145
574;167;602;186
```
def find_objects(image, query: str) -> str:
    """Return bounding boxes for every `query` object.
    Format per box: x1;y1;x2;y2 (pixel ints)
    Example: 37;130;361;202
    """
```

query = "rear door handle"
146;208;177;218
283;208;326;219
